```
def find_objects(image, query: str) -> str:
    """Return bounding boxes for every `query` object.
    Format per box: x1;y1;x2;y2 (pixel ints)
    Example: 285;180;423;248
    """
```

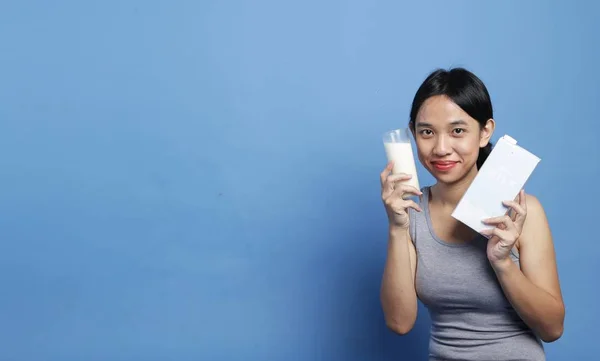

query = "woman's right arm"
381;226;419;334
379;162;422;335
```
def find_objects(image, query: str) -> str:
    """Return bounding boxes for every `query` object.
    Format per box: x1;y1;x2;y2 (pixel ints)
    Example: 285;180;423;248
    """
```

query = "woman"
379;68;565;361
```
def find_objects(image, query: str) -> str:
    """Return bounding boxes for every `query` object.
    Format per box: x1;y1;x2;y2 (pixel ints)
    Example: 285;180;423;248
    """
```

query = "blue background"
1;1;598;360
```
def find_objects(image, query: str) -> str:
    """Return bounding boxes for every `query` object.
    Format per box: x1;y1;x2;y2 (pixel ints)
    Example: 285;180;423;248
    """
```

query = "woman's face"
412;95;494;184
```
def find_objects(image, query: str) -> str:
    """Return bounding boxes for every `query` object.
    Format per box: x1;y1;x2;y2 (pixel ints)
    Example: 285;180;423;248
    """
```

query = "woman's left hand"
481;189;527;270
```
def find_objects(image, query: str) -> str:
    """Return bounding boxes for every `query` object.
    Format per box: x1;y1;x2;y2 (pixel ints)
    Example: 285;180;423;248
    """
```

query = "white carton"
451;135;541;234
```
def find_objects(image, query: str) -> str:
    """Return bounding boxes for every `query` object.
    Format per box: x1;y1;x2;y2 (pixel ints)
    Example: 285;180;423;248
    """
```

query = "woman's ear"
480;118;495;147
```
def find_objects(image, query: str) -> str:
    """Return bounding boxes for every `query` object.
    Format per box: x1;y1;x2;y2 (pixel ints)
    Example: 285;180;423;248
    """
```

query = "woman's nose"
433;136;452;156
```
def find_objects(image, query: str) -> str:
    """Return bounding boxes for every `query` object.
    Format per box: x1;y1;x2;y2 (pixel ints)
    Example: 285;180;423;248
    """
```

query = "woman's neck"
430;167;478;208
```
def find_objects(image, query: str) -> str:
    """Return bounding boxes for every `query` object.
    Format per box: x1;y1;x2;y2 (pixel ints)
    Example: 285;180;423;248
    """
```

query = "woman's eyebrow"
415;119;468;127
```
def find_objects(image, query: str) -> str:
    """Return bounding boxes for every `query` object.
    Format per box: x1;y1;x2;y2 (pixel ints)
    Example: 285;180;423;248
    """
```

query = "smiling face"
412;95;494;185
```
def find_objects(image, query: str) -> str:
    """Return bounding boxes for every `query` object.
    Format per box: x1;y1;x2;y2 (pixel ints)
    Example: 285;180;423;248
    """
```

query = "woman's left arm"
483;193;565;343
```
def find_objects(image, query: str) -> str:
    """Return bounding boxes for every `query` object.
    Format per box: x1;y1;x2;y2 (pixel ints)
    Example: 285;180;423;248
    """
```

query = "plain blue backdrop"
1;1;598;360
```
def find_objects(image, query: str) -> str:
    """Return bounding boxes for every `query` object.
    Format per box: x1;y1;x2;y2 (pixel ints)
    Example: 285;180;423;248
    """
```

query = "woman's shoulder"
517;192;551;249
524;192;543;207
406;185;430;217
407;186;431;243
522;192;546;222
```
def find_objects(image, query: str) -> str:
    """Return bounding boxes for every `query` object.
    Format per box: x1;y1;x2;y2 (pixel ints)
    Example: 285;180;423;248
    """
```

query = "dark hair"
408;67;493;169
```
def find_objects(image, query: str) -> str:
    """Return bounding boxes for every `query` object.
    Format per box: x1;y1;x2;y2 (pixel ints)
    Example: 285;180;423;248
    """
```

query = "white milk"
384;142;420;191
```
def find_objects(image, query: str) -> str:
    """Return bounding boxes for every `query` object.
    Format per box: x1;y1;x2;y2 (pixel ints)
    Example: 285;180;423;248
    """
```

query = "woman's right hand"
380;162;423;229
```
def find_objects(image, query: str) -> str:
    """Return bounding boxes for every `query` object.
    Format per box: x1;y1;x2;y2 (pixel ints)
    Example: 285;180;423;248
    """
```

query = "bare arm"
380;226;419;334
490;195;565;342
378;162;422;335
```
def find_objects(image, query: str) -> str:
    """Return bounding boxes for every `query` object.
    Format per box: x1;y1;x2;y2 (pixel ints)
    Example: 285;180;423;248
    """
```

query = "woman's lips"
431;161;458;171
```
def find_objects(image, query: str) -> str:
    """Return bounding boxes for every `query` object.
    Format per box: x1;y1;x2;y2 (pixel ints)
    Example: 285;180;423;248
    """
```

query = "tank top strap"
408;186;429;245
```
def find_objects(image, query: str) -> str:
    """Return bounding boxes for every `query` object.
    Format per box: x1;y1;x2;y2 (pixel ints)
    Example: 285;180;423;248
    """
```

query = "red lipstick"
432;161;458;171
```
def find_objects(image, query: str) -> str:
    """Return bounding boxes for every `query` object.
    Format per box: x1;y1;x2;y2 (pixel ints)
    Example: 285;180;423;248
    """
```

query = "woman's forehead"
416;96;475;126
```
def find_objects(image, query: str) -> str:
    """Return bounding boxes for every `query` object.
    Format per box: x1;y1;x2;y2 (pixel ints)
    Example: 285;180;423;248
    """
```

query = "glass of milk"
383;128;420;191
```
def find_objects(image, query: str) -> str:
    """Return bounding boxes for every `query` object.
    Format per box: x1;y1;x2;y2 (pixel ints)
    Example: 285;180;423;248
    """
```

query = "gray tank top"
408;186;545;361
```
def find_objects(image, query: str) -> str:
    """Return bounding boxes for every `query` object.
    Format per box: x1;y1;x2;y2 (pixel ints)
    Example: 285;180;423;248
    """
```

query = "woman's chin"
429;165;476;185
